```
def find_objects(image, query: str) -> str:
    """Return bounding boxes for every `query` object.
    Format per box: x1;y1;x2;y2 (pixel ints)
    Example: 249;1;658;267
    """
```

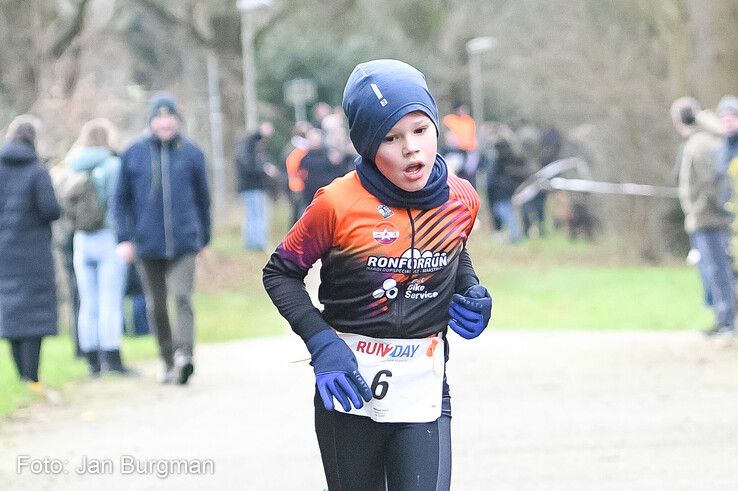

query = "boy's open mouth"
404;162;424;176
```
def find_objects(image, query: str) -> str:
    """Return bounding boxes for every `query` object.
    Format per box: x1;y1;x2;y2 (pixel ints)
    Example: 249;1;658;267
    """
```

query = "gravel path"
1;330;737;490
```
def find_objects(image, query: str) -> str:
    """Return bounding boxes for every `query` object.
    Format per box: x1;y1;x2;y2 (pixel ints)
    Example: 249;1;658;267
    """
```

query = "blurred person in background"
311;101;332;130
0;115;61;394
442;102;480;187
236;120;277;251
301;127;351;207
114;92;212;384
124;262;150;336
64;118;136;376
521;125;563;237
485;124;527;243
50;156;82;359
670;97;735;342
515;120;543;238
284;121;310;224
717;96;738;274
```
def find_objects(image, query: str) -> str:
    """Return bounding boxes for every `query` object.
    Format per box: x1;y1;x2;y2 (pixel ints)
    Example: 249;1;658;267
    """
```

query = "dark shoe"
703;324;735;337
84;351;101;378
173;352;194;385
102;350;139;377
703;325;737;347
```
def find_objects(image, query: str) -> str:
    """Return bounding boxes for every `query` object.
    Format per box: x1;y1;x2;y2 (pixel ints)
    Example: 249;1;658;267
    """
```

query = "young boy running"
263;59;492;490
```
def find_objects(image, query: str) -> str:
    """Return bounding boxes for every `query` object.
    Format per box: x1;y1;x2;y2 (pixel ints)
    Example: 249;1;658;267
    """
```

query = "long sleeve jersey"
263;170;481;343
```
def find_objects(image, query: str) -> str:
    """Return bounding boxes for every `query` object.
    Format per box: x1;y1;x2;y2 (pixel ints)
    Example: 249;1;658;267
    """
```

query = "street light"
465;36;496;124
238;0;272;132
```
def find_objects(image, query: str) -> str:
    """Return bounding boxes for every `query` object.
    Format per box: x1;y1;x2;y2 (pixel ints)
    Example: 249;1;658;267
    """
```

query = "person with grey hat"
264;59;492;490
670;97;736;342
114;91;212;384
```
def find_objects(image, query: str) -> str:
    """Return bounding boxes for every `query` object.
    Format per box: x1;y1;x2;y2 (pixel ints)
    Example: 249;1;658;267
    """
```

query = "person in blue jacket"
114;92;211;385
0;115;60;391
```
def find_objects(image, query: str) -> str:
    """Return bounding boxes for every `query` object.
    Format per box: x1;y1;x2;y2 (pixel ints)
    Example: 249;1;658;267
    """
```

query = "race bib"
336;332;445;423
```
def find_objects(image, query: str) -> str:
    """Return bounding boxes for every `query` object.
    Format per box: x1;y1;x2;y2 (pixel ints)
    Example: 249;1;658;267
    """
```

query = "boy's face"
374;111;437;192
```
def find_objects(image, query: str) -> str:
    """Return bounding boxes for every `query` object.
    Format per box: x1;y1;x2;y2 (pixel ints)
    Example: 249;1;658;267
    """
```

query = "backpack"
63;170;106;232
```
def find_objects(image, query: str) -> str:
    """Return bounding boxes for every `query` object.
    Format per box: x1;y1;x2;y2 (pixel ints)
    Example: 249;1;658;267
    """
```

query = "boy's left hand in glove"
448;285;492;339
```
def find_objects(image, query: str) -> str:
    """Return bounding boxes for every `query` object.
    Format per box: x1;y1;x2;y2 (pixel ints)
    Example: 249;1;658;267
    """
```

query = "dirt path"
1;330;737;490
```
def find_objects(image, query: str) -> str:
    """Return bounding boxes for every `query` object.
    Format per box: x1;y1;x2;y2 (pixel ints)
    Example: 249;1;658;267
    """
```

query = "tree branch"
49;0;92;58
133;0;212;47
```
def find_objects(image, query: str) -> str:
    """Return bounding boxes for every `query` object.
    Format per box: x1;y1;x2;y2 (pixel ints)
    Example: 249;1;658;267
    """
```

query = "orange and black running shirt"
263;170;481;342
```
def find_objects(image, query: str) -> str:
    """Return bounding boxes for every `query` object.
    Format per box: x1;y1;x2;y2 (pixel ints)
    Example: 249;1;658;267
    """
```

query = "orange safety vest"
286;146;308;193
442;114;478;151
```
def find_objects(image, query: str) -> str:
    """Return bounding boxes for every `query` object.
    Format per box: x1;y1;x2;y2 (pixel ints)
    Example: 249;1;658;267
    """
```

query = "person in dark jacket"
236;121;277;251
0;115;61;389
486;135;527;243
114;92;211;385
300;128;350;206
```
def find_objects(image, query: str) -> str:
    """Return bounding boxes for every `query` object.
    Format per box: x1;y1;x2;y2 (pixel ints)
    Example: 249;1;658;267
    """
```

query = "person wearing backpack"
65;118;135;376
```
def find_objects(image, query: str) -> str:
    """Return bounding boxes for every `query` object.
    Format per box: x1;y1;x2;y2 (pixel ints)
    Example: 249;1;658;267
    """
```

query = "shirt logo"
372;278;398;300
405;281;439;300
367;248;449;274
377;204;394;218
355;340;420;358
370;83;388;107
372;221;400;245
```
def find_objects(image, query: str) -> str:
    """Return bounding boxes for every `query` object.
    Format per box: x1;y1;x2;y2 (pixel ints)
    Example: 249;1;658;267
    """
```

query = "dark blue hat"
148;91;180;122
342;59;439;163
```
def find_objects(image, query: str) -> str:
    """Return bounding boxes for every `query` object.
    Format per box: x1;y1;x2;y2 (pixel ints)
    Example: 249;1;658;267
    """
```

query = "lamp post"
465;36;496;123
238;0;271;132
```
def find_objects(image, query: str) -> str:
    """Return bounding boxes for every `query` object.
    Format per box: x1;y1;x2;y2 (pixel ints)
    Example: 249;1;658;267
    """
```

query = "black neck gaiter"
356;154;450;210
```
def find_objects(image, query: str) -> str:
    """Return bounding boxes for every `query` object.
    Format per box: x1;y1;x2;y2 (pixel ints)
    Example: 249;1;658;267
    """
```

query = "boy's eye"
383;135;397;143
414;126;428;134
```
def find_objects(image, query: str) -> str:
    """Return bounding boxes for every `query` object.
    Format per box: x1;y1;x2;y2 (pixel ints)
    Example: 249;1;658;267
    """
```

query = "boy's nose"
403;136;420;155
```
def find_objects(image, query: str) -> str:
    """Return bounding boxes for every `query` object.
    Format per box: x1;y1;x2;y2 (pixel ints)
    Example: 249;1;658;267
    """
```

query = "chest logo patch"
377;204;394;218
373;221;400;245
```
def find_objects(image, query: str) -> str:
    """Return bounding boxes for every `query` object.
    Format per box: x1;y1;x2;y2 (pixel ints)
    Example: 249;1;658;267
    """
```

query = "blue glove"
448;285;492;339
305;329;373;411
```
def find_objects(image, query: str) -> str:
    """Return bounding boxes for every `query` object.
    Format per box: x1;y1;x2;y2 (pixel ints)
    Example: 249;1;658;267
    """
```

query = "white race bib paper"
335;332;445;423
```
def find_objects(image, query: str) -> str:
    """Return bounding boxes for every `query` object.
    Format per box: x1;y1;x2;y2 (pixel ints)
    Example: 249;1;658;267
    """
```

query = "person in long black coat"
0;117;60;385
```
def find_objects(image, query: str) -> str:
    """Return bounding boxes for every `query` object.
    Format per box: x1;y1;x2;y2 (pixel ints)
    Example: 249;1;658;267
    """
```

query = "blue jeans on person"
131;295;150;335
73;228;128;352
492;200;522;243
242;190;269;250
689;234;713;307
691;227;736;330
522;191;547;237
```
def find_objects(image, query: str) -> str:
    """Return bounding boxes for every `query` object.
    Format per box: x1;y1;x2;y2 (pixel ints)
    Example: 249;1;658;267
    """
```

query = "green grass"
466;232;710;330
0;199;712;417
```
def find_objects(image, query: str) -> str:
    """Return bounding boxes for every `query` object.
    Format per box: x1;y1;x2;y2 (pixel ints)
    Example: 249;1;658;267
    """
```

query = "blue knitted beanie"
342;59;439;163
148;91;180;122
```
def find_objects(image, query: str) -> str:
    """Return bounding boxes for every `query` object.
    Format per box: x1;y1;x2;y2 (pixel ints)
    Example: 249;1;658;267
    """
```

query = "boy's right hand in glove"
306;329;373;411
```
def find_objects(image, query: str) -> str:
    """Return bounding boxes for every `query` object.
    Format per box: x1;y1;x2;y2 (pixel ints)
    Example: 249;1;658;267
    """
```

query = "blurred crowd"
4;89;737;395
238;100;581;251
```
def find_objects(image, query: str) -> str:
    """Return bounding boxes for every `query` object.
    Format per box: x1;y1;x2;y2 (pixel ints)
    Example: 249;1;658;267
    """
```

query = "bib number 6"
370;370;393;400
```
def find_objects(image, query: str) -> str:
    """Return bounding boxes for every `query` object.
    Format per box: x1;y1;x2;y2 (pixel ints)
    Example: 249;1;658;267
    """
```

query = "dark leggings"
315;395;452;491
9;337;43;382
